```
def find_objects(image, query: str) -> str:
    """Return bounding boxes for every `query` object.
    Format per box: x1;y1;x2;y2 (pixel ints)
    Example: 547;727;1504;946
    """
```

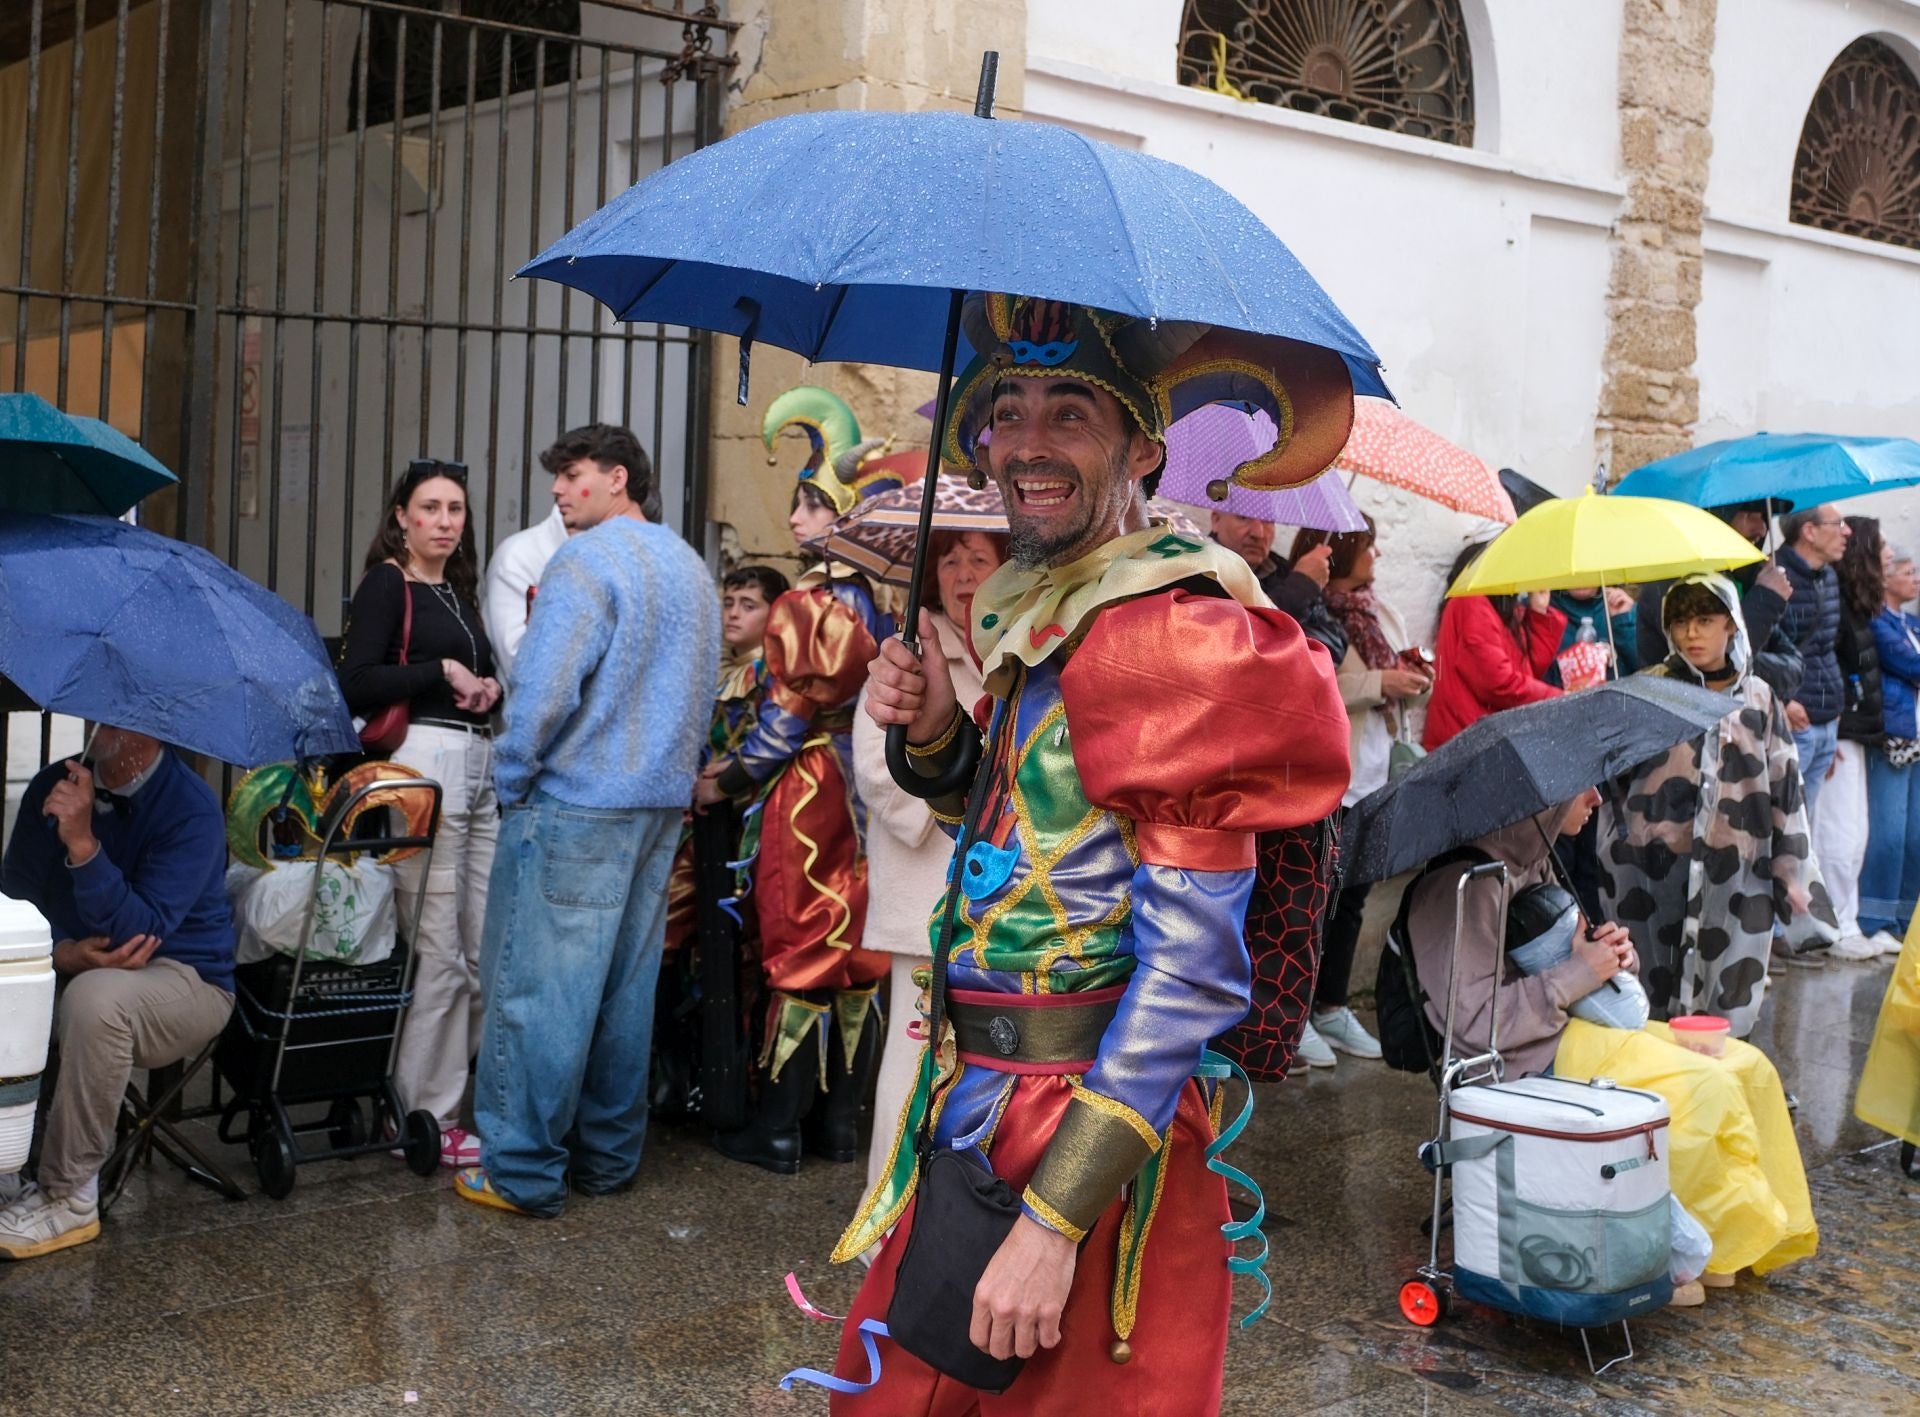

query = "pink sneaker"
439;1127;482;1169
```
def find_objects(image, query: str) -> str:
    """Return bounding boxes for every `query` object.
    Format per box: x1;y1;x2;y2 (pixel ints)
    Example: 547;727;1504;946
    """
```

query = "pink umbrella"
1337;398;1515;523
1159;405;1370;530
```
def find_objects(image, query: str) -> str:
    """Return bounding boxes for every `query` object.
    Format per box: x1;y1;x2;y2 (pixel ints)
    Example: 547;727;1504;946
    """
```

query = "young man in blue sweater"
0;727;235;1258
457;424;719;1218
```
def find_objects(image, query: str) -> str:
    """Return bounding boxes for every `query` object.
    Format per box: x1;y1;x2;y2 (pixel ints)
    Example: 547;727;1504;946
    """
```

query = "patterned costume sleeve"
722;587;879;790
1021;591;1353;1238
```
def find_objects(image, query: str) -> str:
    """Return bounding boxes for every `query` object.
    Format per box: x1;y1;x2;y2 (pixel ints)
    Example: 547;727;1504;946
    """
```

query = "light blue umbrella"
1614;432;1920;512
0;512;359;765
0;392;178;515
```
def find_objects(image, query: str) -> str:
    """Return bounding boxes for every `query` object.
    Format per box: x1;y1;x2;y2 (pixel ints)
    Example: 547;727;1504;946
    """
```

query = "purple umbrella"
1160;405;1369;531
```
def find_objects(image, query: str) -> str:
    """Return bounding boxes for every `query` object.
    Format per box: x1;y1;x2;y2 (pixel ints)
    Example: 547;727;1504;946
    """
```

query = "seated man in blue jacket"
0;726;235;1259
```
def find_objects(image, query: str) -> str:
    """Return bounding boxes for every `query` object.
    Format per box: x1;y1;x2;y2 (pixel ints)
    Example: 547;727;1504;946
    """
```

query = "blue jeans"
475;793;680;1214
1791;718;1839;827
1861;749;1919;936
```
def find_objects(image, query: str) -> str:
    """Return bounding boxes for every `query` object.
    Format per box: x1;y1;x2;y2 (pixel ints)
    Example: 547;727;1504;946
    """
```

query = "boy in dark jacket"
1777;505;1852;825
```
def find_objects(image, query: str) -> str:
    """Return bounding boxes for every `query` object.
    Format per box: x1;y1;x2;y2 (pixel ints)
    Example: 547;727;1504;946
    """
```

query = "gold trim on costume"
785;734;859;952
1110;1132;1172;1341
1020;1185;1090;1244
905;706;965;759
1026;1091;1158;1236
1068;1082;1163;1155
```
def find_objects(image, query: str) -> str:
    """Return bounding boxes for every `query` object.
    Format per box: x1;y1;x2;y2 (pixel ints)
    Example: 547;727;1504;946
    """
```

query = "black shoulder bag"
883;704;1027;1395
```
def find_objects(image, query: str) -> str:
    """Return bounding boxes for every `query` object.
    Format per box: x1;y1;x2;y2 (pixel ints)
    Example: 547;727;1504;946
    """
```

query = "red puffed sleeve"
761;587;879;718
1059;590;1351;871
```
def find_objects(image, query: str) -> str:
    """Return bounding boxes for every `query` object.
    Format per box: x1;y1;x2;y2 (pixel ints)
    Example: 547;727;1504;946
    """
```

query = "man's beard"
1000;449;1132;570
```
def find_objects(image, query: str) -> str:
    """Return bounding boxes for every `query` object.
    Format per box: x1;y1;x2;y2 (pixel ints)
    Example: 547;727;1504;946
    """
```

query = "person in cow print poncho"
1598;573;1839;1038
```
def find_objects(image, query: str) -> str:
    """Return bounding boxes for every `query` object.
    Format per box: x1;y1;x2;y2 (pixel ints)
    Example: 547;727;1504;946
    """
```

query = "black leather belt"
946;985;1125;1072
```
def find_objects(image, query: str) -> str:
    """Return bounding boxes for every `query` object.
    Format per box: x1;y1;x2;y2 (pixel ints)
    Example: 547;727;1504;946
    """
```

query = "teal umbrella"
0;392;178;515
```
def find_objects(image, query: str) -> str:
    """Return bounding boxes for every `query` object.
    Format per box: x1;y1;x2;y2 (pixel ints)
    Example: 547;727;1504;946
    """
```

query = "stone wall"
1596;0;1718;479
706;0;1026;571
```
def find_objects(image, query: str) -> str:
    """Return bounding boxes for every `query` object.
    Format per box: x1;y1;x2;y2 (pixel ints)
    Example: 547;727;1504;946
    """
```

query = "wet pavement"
2;952;1914;1415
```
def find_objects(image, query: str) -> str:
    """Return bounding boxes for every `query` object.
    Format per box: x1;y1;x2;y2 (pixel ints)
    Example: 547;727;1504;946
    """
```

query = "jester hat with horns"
762;385;919;516
942;292;1355;501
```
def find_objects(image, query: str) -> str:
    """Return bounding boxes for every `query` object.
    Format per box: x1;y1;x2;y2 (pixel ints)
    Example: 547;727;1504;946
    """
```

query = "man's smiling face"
979;378;1161;569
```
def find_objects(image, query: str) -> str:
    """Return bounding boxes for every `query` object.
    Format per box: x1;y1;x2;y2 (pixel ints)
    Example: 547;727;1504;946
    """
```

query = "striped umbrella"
1159;405;1370;530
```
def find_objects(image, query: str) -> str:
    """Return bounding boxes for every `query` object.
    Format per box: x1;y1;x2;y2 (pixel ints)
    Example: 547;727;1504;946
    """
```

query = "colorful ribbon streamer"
777;1272;892;1396
1195;1049;1271;1328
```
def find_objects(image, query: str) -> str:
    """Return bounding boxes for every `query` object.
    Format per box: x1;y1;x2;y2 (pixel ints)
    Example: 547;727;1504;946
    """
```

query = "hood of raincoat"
1658;571;1751;686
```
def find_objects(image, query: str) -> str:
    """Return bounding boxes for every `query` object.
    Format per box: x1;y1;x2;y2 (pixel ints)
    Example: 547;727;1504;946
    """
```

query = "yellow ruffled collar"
968;523;1271;696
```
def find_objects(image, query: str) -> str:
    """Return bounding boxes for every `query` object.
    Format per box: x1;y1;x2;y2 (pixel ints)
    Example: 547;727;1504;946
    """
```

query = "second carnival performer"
818;295;1354;1413
697;387;913;1174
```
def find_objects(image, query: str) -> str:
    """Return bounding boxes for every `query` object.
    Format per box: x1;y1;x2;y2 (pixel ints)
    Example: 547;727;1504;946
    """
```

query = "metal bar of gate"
485;25;509;551
307;1;336;615
520;36;547;529
11;0;42;395
420;18;443;457
180;0;233;549
341;3;371;621
268;0;298;590
453;20;479;465
138;0;172;451
224;0;256;564
98;0;131;430
380;12;407;482
55;0;87;410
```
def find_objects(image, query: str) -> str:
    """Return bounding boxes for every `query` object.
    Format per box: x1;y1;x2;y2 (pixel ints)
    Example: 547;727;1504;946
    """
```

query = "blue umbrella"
1613;432;1920;512
0;513;359;765
0;392;179;515
517;111;1386;401
520;57;1385;795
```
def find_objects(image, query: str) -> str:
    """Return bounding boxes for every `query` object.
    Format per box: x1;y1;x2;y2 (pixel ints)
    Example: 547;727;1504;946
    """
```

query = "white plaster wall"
1023;0;1624;641
1027;0;1920;628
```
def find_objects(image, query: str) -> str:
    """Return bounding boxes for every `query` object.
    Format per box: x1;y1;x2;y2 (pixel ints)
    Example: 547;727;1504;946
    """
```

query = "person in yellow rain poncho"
1853;916;1920;1164
1554;1018;1817;1280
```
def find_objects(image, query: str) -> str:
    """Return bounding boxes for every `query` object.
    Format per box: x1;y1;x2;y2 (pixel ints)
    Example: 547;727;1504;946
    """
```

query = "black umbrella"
1342;676;1731;887
1497;466;1557;518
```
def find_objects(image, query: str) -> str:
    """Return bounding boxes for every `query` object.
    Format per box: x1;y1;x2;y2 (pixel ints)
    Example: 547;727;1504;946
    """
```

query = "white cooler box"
1445;1074;1674;1327
0;893;56;1175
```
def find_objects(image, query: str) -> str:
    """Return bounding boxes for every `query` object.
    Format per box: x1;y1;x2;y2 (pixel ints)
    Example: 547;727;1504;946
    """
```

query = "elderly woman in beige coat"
850;529;1003;1204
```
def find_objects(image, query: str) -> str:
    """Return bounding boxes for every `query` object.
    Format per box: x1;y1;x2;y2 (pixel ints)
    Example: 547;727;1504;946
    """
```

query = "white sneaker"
1294;1020;1336;1070
1830;933;1881;962
1312;1006;1384;1060
0;1188;99;1260
1870;930;1905;958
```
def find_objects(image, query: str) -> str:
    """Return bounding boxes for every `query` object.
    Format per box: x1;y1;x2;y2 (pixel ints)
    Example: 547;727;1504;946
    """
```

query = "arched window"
1790;38;1920;251
1177;0;1475;147
349;0;581;131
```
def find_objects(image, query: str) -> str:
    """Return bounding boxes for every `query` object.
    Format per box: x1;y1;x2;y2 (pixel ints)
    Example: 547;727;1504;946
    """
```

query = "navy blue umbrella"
0;513;359;765
0;393;179;515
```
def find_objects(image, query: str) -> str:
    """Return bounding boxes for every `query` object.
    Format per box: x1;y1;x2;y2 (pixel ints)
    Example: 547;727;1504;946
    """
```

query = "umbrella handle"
884;52;997;801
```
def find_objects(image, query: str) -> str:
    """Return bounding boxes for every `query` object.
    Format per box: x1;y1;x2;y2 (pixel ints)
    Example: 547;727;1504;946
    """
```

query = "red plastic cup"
1669;1014;1730;1057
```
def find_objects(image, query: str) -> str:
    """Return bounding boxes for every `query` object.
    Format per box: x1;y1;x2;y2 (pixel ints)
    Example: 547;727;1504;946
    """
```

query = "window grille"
1790;37;1920;251
1177;0;1475;148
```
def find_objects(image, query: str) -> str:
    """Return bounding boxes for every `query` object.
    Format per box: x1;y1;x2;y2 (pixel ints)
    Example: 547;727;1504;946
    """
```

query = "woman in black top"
339;458;499;1168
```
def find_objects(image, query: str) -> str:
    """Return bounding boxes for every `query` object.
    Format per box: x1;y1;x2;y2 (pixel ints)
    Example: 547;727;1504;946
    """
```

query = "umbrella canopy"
1342;676;1733;887
518;108;1388;399
1497;466;1557;518
1447;489;1762;598
1613;432;1920;512
1159;406;1369;531
0;392;178;515
806;477;1009;587
1336;398;1514;524
0;512;360;765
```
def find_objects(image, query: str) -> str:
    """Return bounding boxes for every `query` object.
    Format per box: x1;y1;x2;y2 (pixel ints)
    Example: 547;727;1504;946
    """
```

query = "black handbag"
883;710;1026;1394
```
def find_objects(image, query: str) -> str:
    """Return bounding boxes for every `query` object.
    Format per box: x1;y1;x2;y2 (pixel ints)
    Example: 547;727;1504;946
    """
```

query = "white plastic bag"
226;859;397;966
1669;1195;1712;1285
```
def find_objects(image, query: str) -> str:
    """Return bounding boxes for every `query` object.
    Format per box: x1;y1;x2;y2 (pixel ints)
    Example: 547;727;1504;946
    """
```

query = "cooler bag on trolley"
1440;1076;1673;1327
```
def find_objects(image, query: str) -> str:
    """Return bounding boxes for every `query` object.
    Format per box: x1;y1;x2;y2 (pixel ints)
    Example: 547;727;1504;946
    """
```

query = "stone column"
705;0;1026;569
1595;0;1717;480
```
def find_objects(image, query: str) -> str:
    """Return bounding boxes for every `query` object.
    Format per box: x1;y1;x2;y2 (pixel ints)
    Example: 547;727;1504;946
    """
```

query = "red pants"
829;1076;1230;1417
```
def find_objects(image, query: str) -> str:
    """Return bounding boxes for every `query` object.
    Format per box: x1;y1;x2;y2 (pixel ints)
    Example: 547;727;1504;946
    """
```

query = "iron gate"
1;0;733;807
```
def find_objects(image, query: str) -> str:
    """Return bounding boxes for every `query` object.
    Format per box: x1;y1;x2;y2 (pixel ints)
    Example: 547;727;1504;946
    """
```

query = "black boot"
713;999;823;1176
805;988;880;1163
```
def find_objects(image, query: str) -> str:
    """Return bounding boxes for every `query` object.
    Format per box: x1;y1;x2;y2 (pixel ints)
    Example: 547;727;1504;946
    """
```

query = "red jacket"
1422;596;1566;749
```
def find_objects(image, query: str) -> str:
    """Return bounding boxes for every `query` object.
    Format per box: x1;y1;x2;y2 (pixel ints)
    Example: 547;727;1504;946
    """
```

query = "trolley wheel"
1399;1278;1448;1327
327;1098;369;1151
255;1126;298;1200
402;1109;441;1177
1901;1142;1916;1178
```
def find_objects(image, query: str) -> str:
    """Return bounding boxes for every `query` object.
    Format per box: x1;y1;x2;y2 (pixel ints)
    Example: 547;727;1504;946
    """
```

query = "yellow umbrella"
1448;489;1763;597
1447;489;1764;669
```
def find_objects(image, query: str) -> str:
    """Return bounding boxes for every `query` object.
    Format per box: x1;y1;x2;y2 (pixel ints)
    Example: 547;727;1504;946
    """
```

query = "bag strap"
1388;844;1492;1084
916;695;1003;1165
396;565;413;667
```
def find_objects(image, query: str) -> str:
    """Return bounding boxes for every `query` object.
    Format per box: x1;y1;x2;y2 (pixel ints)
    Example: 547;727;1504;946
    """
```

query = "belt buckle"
987;1014;1020;1057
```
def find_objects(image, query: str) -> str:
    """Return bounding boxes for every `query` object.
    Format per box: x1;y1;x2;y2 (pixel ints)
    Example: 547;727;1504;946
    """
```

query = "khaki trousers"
41;958;234;1199
390;723;499;1127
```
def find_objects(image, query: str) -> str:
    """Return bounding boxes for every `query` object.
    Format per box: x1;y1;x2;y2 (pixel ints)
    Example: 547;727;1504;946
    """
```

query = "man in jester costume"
699;387;915;1174
818;295;1355;1413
